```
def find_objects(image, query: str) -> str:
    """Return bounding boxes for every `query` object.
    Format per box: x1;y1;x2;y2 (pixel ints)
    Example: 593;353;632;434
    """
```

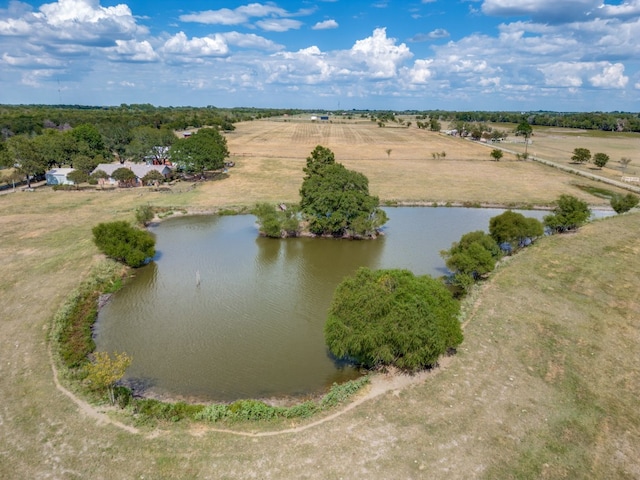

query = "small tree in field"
618;157;632;172
85;351;132;405
571;148;591;164
325;268;462;371
593;152;609;169
490;149;503;161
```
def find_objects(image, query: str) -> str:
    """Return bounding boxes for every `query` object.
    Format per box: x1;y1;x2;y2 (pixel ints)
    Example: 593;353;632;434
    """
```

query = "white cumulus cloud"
162;32;229;58
350;28;413;78
312;19;338;30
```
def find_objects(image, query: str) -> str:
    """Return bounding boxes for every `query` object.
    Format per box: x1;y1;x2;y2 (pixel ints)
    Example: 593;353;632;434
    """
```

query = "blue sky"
1;0;639;111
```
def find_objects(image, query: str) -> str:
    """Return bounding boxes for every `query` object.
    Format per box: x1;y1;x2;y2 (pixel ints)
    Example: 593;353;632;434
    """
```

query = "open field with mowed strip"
0;119;638;479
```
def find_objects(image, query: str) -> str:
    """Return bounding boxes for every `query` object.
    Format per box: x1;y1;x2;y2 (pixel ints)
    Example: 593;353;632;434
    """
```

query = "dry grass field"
0;119;638;479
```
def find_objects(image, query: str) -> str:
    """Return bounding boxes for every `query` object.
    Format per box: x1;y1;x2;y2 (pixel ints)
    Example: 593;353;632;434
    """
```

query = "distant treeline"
0;104;303;138
417;110;640;133
1;105;639;137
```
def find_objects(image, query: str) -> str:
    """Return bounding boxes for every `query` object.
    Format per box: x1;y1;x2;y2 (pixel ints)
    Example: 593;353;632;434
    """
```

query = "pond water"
94;207;600;402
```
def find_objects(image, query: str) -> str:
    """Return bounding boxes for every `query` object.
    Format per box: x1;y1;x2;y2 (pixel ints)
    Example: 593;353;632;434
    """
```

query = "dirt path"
49;347;139;435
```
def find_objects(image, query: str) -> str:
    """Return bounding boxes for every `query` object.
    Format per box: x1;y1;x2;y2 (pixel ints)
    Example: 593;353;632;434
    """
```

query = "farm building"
91;163;172;186
45;168;75;185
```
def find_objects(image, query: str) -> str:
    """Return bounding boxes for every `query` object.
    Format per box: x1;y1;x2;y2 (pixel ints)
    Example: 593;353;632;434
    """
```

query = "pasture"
0;119;638;479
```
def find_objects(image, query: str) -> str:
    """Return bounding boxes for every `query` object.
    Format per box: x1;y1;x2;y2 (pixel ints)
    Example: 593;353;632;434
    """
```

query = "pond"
94;207;586;402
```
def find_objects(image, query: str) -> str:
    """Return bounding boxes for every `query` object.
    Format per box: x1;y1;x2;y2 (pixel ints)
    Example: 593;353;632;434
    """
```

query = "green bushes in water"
92;221;155;267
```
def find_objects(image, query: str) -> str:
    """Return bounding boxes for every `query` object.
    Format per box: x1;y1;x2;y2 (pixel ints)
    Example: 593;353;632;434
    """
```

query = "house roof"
46;168;75;175
92;163;171;178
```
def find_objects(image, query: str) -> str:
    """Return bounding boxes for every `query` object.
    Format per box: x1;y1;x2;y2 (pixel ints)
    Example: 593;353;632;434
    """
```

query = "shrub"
253;202;300;238
135;205;154;226
92;221;155;267
610;193;639;214
441;231;502;291
325;268;462;371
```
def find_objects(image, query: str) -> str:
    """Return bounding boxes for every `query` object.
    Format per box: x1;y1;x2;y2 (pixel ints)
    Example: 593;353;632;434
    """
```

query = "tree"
441;231;501;291
126;126;175;163
71;154;100;175
92;221;155;267
5;135;47;187
490;149;503;161
85;351;132;405
135;205;155;226
304;145;335;176
619;157;632;172
253;202;300;238
141;169;165;185
66;169;89;186
429;117;441;132
544;194;591;233
89;169;109;185
610;193;639;214
515;120;532;156
593;152;609;169
299;149;387;237
32;129;78;168
99;122;132;161
489;210;543;249
571;148;591;164
69;123;105;156
169;127;229;173
324;268;462;371
111;167;137;187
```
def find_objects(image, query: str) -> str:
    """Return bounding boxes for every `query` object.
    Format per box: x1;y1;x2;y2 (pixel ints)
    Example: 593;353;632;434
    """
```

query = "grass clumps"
195;376;369;424
50;260;126;370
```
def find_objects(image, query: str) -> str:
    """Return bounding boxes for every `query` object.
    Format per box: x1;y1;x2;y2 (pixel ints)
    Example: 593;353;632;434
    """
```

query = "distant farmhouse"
91;163;172;186
45;168;75;186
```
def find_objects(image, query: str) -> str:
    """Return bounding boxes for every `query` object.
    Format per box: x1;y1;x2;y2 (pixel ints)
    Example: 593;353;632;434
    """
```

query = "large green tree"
169;127;229;173
325;268;462;371
69;123;106;156
489;210;544;249
299;146;387;237
544;194;591;233
4;135;47;187
126;126;175;163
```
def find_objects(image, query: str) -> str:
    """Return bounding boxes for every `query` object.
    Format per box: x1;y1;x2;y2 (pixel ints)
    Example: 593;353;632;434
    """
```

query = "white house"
46;168;76;185
91;163;172;186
